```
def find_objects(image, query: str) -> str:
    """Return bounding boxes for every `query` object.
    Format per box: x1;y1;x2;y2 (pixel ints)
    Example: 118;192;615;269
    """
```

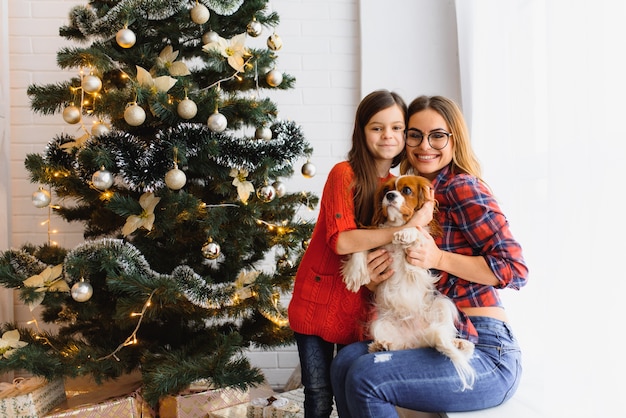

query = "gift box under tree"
0;377;66;418
159;383;249;418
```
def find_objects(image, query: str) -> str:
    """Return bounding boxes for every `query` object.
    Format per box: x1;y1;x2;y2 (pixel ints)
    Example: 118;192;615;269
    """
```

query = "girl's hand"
365;248;393;292
405;226;443;270
407;187;435;228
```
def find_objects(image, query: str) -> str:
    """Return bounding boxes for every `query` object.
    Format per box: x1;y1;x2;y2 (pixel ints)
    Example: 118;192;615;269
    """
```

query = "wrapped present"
45;372;153;417
247;396;300;418
0;377;66;418
207;403;247;418
159;384;249;418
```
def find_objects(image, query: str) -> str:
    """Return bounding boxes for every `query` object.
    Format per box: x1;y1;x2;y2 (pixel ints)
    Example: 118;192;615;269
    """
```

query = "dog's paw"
453;338;475;354
341;252;369;292
392;227;419;246
368;340;391;353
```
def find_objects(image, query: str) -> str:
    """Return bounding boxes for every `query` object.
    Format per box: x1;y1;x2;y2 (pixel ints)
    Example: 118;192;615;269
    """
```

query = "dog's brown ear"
371;182;388;226
428;201;443;238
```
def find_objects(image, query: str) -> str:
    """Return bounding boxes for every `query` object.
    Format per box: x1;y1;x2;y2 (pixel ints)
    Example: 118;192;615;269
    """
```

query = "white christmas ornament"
267;33;283;51
272;180;286;198
116;28;136;48
92;167;114;190
202;240;221;260
301;161;316;178
32;188;51;208
202;30;220;44
62;105;82;124
82;75;102;93
190;3;210;24
177;98;198;119
165;165;187;190
266;69;283;87
71;280;93;302
255;126;272;140
208;111;227;132
124;103;146;126
91;121;110;137
257;184;276;202
246;20;262;37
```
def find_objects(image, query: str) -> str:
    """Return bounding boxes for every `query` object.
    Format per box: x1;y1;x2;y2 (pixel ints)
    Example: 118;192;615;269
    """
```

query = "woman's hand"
364;248;393;292
407;188;435;228
405;226;444;270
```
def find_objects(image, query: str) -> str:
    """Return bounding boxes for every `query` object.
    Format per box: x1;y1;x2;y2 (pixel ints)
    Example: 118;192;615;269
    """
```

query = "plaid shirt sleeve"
433;170;528;341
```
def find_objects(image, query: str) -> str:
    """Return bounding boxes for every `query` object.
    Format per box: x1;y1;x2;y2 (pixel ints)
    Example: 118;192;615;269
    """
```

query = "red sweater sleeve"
322;162;358;252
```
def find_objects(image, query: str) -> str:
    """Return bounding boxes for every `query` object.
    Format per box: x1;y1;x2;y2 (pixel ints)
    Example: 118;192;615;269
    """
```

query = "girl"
288;90;433;418
330;95;528;417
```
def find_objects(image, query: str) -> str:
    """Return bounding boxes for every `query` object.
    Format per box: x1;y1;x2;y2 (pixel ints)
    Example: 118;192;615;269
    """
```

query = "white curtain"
455;0;626;416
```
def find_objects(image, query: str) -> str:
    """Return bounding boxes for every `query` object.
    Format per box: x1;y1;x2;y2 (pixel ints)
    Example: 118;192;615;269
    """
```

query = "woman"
288;90;433;418
330;95;528;417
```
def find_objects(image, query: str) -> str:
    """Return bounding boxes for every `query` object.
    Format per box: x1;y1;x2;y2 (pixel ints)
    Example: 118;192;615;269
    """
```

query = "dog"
341;175;475;390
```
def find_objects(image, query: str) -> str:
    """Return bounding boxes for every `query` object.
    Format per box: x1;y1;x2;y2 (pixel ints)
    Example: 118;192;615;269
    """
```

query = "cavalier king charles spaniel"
341;175;475;390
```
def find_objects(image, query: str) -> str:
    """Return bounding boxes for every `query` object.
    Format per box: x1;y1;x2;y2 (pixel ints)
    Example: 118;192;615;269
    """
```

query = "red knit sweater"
288;161;393;345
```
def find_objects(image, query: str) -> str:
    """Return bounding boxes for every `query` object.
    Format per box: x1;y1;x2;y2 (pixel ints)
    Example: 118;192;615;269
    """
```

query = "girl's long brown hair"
348;90;407;226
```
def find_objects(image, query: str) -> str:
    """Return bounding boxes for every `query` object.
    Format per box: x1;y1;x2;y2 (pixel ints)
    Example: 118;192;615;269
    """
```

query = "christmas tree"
0;0;317;406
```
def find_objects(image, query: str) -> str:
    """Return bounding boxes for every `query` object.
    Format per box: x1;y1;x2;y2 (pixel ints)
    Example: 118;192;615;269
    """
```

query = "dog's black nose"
385;191;396;202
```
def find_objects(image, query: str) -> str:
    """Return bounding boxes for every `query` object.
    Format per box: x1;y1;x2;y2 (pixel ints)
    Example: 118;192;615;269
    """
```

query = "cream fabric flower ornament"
0;330;28;359
22;264;68;311
136;65;178;93
202;33;249;72
154;45;191;76
230;168;254;203
122;192;161;236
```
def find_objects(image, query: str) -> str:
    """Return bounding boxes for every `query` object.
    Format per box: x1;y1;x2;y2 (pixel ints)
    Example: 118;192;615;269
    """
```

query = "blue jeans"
294;332;345;418
330;316;522;417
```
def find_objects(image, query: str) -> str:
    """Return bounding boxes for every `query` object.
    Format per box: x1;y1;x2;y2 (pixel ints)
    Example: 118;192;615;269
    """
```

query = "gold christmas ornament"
256;184;276;202
254;126;272;140
116;28;136;48
62;105;82;124
301;161;316;178
202;239;221;260
32;188;51;208
246;19;263;37
177;98;198;119
266;69;283;87
82;75;102;93
267;33;283;51
165;165;187;190
207;111;227;132
92;167;114;190
190;3;210;24
124;103;146;126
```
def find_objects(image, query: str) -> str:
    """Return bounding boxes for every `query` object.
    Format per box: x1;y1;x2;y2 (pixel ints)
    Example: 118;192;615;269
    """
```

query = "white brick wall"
6;0;359;389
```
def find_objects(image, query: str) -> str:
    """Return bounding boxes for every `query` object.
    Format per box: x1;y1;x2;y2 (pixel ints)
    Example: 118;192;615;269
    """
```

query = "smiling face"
364;104;406;174
405;108;453;181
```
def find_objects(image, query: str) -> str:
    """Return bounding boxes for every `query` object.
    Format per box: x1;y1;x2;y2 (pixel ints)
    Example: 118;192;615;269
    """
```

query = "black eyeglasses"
405;128;451;150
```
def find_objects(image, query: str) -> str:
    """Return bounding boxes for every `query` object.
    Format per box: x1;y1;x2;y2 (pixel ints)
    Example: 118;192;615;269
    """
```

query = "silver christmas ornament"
116;28;136;48
266;69;283;87
202;30;220;44
301;161;317;178
82;75;102;93
267;33;283;51
272;180;286;198
165;166;187;190
62;105;81;124
92;167;114;190
124;103;146;126
207;111;227;132
190;3;210;24
202;240;221;260
71;280;93;302
247;20;263;37
91;121;110;137
177;98;198;119
32;188;51;208
257;184;276;202
255;126;272;140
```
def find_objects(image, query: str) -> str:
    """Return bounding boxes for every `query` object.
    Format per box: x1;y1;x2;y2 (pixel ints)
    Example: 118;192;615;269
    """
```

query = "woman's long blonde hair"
400;95;484;184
